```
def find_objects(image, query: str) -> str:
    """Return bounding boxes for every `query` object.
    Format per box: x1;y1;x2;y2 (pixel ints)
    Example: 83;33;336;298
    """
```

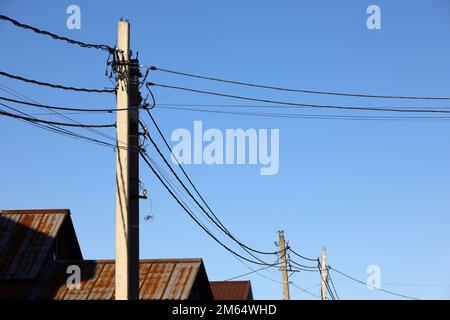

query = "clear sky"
1;0;450;300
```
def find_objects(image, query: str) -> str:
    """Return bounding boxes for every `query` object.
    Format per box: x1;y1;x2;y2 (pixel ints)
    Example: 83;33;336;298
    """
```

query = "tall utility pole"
320;247;327;301
278;231;290;300
115;19;140;300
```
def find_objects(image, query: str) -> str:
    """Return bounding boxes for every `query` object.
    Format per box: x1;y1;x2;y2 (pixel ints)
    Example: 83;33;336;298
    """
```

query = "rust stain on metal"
0;211;67;280
0;210;213;300
210;281;253;300
34;259;204;300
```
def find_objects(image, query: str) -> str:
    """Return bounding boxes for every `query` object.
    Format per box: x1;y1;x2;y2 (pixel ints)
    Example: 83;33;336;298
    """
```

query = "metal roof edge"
0;209;71;215
50;258;205;264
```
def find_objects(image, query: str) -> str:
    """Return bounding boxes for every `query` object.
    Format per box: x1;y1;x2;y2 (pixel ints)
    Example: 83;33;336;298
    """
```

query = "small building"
0;209;251;300
210;281;254;300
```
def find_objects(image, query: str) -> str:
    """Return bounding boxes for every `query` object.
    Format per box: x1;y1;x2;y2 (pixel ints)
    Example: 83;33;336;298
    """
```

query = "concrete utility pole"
278;231;290;300
115;19;140;300
320;247;327;301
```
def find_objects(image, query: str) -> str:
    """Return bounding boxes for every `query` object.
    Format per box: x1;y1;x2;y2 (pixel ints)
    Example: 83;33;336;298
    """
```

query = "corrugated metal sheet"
35;259;205;300
0;209;69;280
210;281;253;300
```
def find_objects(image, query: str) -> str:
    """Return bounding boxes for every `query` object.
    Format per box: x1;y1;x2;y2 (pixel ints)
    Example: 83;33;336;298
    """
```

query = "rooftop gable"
0;209;82;280
210;280;254;300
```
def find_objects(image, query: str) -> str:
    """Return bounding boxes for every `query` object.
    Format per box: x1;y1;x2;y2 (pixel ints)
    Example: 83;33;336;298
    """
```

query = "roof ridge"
0;209;71;215
52;258;204;264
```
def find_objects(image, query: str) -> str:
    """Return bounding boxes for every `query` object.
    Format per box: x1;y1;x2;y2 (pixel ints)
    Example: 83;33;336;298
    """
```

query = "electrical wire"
148;82;450;114
148;65;450;100
0;83;121;145
142;115;281;258
0;105;115;128
0;83;134;150
0;104;117;149
140;151;281;267
327;269;340;300
288;248;319;262
141;135;248;246
0;95;132;112
329;266;421;300
140;124;277;265
232;255;284;284
289;260;320;270
290;282;321;299
156;102;450;110
143;84;282;258
0;70;115;93
0;15;114;53
224;265;273;281
318;261;336;300
156;105;450;121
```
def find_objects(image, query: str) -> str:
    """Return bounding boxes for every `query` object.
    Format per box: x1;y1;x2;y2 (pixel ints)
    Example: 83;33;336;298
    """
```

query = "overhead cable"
329;265;421;300
0;105;115;128
0;15;114;53
156;105;450;121
147;82;450;114
0;70;115;93
140;152;281;267
0;95;132;112
148;65;450;100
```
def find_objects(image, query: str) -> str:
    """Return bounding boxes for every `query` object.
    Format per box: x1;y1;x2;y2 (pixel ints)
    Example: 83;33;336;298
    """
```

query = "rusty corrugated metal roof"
0;209;71;280
210;281;253;300
34;259;209;300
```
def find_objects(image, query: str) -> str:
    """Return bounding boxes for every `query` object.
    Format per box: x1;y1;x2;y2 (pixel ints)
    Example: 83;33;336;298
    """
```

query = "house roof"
0;209;82;280
210;281;253;300
32;259;213;300
0;209;252;300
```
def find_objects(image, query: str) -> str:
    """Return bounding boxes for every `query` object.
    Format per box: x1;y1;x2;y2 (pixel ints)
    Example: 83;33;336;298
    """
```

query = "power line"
0;105;116;128
289;260;320;271
318;261;336;300
146;154;226;235
156;102;450;110
0;104;117;149
148;82;450;114
142;155;267;271
288;248;319;262
329;266;421;300
232;256;284;284
143;110;280;257
156;105;450;121
224;265;272;281
148;65;450;100
140;151;280;267
141;138;255;254
142;90;239;241
0;14;114;53
143;85;280;258
327;269;340;300
0;95;132;112
140;121;277;265
290;282;321;299
0;70;115;93
0;83;130;149
0;83;120;144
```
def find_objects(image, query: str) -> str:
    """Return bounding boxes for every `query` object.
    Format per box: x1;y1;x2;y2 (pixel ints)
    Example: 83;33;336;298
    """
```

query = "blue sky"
1;0;450;300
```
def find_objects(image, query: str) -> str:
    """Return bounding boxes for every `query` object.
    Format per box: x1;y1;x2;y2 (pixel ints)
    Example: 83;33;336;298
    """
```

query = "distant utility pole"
278;231;290;300
320;247;327;301
115;19;141;300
